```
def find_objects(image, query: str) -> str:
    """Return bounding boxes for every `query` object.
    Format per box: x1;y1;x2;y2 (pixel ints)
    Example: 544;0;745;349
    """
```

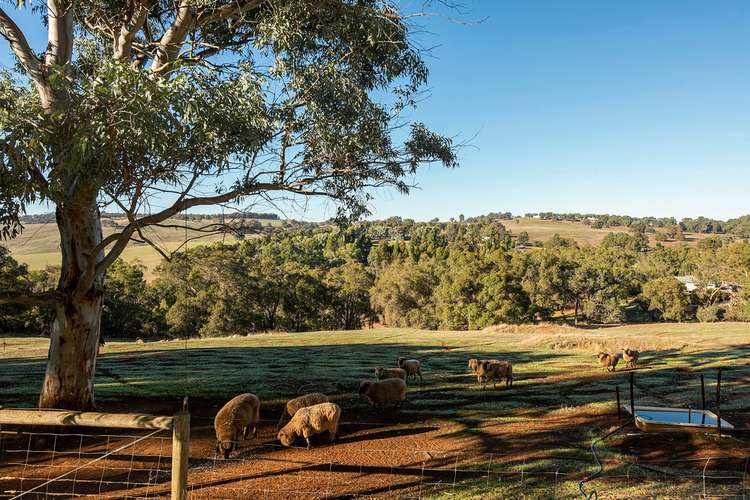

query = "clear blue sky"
3;1;750;221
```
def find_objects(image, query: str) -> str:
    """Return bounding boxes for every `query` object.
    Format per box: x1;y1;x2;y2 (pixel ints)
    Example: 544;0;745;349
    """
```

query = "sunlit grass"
2;323;749;498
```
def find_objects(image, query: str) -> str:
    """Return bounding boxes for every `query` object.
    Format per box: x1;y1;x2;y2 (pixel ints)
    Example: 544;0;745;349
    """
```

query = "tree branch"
150;0;194;75
45;0;74;67
114;1;150;61
0;7;53;107
151;0;263;74
133;226;173;262
194;0;263;26
0;289;63;307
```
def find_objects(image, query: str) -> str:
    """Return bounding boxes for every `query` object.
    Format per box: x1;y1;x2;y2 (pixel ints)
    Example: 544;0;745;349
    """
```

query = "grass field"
3;217;281;279
2;323;749;498
507;217;708;248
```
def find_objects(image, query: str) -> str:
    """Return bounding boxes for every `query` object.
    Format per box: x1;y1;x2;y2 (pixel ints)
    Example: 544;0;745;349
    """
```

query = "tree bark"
38;201;105;410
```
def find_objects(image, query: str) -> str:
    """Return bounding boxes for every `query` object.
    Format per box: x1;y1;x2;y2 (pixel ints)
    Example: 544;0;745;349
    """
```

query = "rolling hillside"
3;217;279;279
506;217;709;247
3;217;709;279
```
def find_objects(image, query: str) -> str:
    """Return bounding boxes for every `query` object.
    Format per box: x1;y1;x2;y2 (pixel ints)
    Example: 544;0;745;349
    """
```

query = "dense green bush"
696;304;725;323
2;217;749;337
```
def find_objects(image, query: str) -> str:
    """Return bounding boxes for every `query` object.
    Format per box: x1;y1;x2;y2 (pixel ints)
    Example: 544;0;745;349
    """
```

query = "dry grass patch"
481;323;581;334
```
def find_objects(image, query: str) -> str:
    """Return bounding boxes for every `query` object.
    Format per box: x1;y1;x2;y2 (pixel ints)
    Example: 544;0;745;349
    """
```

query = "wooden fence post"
171;411;190;500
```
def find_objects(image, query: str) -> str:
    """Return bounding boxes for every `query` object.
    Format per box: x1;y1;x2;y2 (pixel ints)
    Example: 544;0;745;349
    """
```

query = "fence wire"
1;425;749;499
0;429;172;499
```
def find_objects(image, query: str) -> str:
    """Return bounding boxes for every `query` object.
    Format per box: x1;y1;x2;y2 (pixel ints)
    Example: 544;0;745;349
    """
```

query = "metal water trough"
616;369;735;434
622;405;734;433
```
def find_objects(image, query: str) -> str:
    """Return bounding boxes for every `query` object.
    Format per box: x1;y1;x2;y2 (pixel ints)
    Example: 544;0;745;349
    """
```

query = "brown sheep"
596;352;620;372
622;348;640;368
375;367;407;381
397;357;423;383
359;378;407;410
468;358;481;372
476;360;513;389
277;402;341;449
214;393;260;459
276;393;329;431
467;358;499;383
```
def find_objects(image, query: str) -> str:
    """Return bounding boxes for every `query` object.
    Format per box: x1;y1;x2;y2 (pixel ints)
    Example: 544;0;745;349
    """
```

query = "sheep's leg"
305;436;312;449
215;441;221;453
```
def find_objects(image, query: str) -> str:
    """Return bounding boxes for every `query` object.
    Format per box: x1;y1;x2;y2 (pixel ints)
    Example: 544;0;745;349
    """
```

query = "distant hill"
19;211;280;224
4;210;744;279
3;216;290;279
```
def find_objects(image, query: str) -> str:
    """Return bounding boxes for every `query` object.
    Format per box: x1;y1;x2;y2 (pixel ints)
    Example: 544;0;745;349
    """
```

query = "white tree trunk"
38;201;105;410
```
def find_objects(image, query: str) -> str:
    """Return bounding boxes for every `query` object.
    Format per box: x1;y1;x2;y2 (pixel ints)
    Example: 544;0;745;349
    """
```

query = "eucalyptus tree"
0;0;456;409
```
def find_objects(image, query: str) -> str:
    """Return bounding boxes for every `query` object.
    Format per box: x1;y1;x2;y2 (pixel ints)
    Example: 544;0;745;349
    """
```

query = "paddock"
1;323;749;498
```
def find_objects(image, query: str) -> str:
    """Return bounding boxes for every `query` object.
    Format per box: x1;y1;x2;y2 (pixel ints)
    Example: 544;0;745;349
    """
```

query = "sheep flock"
213;347;642;458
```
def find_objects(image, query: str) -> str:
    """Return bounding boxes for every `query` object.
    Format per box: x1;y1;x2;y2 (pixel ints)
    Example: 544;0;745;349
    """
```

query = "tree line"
2;219;748;338
523;212;750;237
19;211;281;225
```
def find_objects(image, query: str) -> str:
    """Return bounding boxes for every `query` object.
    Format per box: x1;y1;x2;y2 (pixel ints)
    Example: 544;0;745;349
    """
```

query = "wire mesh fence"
0;429;172;499
1;419;749;499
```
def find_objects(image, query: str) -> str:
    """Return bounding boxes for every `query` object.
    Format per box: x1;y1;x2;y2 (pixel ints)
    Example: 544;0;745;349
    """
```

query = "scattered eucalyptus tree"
0;0;456;409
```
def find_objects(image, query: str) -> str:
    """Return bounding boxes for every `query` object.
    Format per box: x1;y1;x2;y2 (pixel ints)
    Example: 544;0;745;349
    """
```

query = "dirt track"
3;386;749;499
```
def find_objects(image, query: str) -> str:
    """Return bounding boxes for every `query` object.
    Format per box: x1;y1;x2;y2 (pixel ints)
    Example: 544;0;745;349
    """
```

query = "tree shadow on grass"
2;338;750;497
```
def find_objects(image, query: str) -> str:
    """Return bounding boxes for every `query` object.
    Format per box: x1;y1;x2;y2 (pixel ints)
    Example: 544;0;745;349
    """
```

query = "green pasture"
2;323;749;498
3;323;749;411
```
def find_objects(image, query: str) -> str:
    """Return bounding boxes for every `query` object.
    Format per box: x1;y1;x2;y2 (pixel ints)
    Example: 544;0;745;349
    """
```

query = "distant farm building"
677;275;740;294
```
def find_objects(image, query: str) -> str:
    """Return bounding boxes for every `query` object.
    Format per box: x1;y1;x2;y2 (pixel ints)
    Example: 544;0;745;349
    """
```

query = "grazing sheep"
276;393;330;431
277;402;341;449
596;352;620;372
622;348;640;368
397;357;423;383
214;393;261;459
374;367;407;381
475;360;513;389
468;358;480;372
359;378;407;410
467;358;501;383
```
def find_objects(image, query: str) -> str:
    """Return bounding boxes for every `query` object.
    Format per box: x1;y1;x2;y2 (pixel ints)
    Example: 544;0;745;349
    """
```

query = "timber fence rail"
0;408;188;499
1;409;748;498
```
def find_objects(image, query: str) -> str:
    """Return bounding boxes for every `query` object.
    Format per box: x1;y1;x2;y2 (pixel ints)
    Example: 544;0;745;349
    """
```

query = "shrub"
723;299;750;322
696;304;726;323
641;277;694;322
